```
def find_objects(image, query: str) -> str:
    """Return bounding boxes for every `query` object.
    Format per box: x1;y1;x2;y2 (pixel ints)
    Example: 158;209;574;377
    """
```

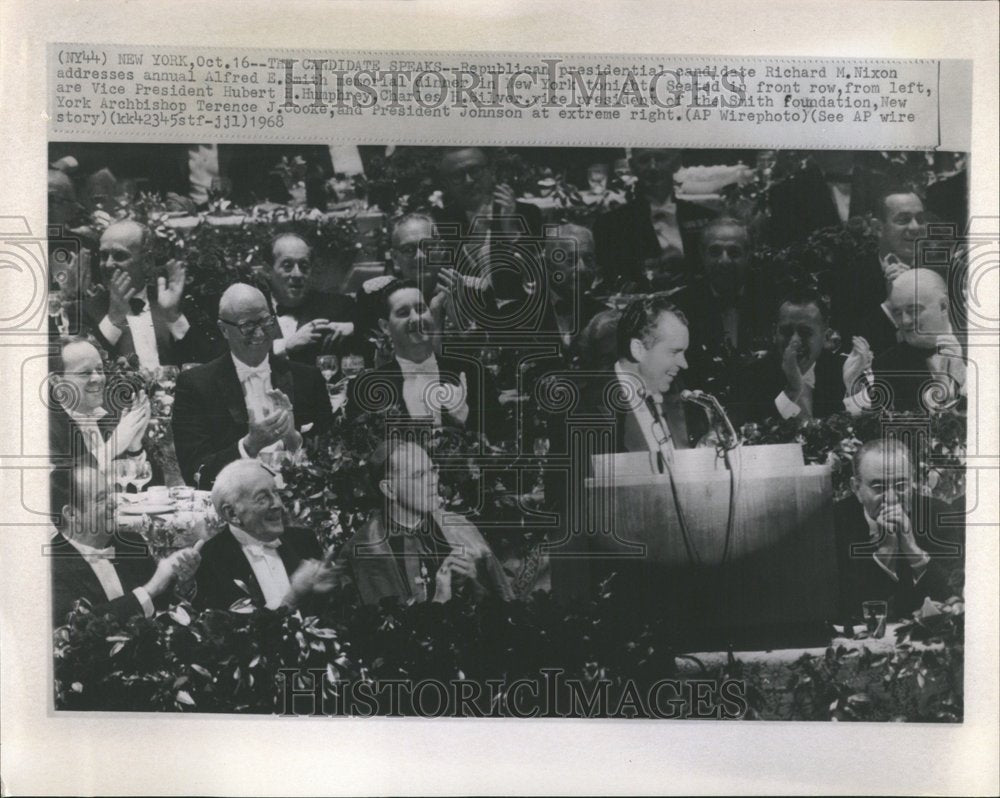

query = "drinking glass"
113;458;137;494
316;355;339;383
132;459;153;493
340;354;365;379
862;600;888;639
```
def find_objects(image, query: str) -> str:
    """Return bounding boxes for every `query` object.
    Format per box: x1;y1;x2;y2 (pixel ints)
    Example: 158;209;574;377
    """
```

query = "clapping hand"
781;340;805;401
283;554;343;608
112;390;152;456
144;540;204;598
285;319;333;353
107;269;139;327
433;550;484;603
156;259;187;323
266;388;302;451
842;336;874;392
244;397;293;458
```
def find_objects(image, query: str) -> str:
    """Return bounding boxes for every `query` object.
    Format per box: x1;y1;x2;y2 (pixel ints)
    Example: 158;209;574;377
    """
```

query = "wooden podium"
575;443;840;645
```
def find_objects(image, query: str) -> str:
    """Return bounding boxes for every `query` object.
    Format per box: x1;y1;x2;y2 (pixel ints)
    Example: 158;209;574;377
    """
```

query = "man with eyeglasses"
834;438;963;623
172;283;332;488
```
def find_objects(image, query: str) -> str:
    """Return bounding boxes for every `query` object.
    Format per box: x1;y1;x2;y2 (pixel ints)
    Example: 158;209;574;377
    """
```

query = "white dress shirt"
98;288;191;370
827;180;852;224
774;364;816;419
65;535;154;617
647;196;685;257
397;353;442;424
232;355;287;459
230;525;290;610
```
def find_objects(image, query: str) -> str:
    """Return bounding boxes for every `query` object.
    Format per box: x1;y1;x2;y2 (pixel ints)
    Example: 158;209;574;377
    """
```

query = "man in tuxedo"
172;283;333;488
766;151;881;248
592;148;715;290
51;464;202;626
267;232;357;364
430;147;544;325
91;220;222;369
732;289;846;425
347;279;504;441
48;336;152;481
575;295;707;473
834;439;963;622
845;269;965;415
835;188;930;357
194;460;339;611
340;439;513;605
542;223;605;351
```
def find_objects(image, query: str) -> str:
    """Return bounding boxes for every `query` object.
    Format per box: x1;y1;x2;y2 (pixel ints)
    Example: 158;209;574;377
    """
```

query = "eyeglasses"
443;164;487;186
220;315;279;339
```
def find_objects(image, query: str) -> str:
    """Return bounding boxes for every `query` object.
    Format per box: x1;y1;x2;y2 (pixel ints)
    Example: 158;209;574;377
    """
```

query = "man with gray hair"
172;283;332;487
91;219;220;368
194;459;340;612
844;268;965;414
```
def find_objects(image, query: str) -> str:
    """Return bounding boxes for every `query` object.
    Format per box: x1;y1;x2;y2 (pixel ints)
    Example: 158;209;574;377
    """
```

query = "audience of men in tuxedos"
834;188;930;357
347;279;504;440
835;439;963;622
172;283;332;488
194;460;339;612
91;220;221;369
732;289;846;425
339;439;513;605
51;464;202;626
845;268;966;415
266;232;357;365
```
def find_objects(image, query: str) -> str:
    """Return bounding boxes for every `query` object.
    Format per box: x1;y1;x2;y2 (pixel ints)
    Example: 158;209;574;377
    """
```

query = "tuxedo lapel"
269;356;296;407
622;406;649;453
215;355;249;426
218;529;265;607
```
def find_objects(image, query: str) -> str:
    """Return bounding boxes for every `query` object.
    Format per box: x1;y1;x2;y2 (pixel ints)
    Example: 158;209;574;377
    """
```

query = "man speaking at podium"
580;295;708;465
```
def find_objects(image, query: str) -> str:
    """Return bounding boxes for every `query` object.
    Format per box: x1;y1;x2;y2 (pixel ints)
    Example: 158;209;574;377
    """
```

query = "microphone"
680;389;740;450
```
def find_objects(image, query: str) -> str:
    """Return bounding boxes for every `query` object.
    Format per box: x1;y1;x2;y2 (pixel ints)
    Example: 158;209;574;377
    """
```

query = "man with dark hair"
592;148;715;289
834;438;963;622
732;289;846;425
575;295;706;467
834;187;930;356
266;232;357;365
172;284;333;488
91;219;221;368
347;279;503;440
339;439;513;605
51;464;202;626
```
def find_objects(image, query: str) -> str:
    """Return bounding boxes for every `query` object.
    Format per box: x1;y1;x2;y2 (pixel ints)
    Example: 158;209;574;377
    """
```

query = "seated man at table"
834;438;963;623
172;283;333;488
90;219;222;369
844;268;966;415
50;463;202;626
267;232;357;365
731;289;846;425
347;279;504;440
194;460;340;612
48;335;153;474
340;439;514;605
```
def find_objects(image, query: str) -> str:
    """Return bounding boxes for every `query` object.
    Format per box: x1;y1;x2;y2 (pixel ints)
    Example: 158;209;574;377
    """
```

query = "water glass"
862;600;888;639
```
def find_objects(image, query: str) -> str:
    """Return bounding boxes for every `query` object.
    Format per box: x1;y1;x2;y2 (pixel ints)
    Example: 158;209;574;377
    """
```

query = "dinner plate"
118;503;176;516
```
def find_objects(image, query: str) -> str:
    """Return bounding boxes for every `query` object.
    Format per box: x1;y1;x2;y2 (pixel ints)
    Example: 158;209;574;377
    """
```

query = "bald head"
888;268;951;348
219;283;268;321
217;283;276;366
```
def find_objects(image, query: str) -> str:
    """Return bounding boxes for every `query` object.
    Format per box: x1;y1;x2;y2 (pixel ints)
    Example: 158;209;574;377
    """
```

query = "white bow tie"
243;540;281;558
79;546;115;564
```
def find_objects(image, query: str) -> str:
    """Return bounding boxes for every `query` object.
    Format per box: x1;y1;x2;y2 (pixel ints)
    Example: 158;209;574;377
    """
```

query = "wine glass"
132;459;153;494
316;355;339;384
340;354;366;379
113;458;137;495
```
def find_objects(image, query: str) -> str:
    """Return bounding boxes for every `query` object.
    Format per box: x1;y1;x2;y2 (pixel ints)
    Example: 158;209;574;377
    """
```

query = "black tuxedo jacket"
592;194;715;288
172;353;333;488
50;531;157;627
273;289;358;365
829;250;899;357
834;496;964;621
192;526;323;612
868;341;961;414
87;285;224;367
766;163;880;248
731;349;845;426
347;354;506;442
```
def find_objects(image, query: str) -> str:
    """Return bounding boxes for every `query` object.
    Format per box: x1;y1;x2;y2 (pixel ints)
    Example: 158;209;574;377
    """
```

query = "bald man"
845;268;965;414
91;219;221;368
172;283;332;487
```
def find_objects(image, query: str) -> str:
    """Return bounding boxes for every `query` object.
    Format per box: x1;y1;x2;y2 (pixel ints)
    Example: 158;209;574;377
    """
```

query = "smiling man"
194;459;340;612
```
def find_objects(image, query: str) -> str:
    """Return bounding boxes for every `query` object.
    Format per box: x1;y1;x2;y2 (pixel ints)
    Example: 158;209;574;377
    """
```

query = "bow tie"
129;297;147;315
80;546;115;564
244;540;281;558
